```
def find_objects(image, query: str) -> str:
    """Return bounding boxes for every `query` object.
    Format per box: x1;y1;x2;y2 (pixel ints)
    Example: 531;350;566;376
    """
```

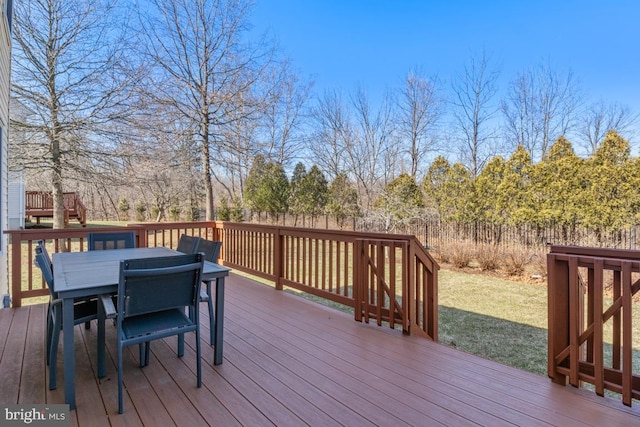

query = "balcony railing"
5;221;438;340
548;245;640;406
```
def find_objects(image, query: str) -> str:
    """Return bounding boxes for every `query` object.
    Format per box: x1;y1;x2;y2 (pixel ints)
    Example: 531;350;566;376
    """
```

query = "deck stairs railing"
548;245;640;406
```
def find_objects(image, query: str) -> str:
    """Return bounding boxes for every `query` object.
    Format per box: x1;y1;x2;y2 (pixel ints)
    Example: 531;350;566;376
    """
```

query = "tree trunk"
202;113;215;220
51;112;65;229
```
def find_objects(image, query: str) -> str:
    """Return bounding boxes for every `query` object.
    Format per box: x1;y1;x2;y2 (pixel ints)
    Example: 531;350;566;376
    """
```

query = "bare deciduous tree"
310;89;352;181
578;100;638;156
502;61;581;161
396;68;443;179
347;86;398;212
260;59;313;167
136;0;276;220
451;50;500;178
10;0;133;228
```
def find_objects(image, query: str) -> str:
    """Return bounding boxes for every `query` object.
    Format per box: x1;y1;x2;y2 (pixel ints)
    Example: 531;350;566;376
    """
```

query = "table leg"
206;280;215;345
62;298;76;410
97;303;105;378
214;277;225;365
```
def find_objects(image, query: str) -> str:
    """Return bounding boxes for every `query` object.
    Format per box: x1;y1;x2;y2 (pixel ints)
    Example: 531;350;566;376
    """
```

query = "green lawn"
438;270;549;375
438;269;640;379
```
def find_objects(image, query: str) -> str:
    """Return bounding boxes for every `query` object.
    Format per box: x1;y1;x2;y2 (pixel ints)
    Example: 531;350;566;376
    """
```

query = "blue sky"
249;0;640;116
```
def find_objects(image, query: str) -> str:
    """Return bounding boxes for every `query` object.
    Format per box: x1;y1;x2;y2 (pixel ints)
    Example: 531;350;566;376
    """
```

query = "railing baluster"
593;259;604;397
621;261;633;406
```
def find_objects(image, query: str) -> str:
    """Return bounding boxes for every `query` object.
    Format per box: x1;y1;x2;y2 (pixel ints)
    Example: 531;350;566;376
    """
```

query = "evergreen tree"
442;163;473;223
375;173;425;229
218;196;232;221
529;136;584;235
497;145;534;225
298;166;329;223
244;155;267;215
423;156;450;215
326;173;360;229
262;162;290;222
473;156;506;224
423;157;472;222
288;162;307;222
583;130;633;237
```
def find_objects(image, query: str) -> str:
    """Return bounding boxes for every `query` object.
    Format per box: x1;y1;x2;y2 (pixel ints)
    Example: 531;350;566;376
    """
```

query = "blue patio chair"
99;253;204;414
176;234;199;254
88;231;136;251
34;241;99;390
195;239;223;345
197;238;222;264
176;236;223;345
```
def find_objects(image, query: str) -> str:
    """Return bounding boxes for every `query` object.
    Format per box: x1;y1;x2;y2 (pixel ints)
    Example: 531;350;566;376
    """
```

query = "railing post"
353;239;362;322
10;230;24;308
547;251;569;385
274;227;283;290
403;241;412;335
428;263;438;341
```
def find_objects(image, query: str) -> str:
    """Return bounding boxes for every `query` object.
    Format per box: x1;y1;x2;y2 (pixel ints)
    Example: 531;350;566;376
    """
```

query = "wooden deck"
1;274;639;426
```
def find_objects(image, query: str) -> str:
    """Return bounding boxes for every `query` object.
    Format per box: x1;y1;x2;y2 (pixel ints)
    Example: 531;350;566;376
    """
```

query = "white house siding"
1;0;13;306
8;169;24;229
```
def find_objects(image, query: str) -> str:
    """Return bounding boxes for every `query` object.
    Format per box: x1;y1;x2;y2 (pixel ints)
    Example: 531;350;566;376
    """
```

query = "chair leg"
145;342;150;367
118;342;124;414
196;327;202;388
97;311;106;378
49;314;61;390
206;280;215;345
46;307;53;365
138;343;145;367
178;334;185;357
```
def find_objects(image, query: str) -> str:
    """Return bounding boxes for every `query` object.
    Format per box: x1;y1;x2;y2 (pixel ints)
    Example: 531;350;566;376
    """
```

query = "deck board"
0;307;28;405
19;304;45;404
1;273;639;426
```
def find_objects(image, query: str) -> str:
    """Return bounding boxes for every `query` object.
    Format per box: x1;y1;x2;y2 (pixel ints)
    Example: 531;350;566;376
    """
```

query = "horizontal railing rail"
5;221;438;340
548;245;640;406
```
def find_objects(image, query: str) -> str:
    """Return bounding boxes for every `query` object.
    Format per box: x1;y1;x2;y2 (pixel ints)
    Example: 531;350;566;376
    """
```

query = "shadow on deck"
1;273;639;426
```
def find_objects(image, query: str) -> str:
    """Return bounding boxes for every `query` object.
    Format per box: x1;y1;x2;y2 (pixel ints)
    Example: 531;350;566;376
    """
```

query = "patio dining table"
52;246;231;410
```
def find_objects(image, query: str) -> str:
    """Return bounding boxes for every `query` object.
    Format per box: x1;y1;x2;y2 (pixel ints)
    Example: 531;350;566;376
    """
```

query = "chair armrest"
199;288;209;302
99;293;117;319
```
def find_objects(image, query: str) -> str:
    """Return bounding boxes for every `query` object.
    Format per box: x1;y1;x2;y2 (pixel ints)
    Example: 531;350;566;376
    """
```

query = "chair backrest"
34;241;55;297
88;231;136;251
176;234;200;254
118;253;204;319
197;239;222;263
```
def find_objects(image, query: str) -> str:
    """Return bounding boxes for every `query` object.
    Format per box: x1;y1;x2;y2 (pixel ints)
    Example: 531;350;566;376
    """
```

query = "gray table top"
53;247;230;295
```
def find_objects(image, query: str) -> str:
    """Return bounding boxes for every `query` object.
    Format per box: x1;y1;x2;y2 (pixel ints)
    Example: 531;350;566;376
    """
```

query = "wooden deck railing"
5;221;438;340
216;222;439;339
548;245;640;406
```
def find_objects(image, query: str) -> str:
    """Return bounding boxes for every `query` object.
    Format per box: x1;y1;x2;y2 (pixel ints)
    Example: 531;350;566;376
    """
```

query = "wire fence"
251;213;640;251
